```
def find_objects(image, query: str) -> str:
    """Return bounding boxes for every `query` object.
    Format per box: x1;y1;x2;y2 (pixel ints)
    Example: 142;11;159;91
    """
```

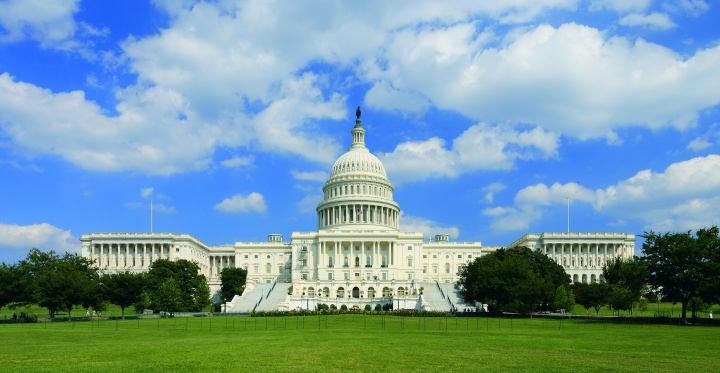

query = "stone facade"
80;110;635;309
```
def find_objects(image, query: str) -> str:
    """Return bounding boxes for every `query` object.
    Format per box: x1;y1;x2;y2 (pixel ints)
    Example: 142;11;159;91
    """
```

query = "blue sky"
1;0;719;264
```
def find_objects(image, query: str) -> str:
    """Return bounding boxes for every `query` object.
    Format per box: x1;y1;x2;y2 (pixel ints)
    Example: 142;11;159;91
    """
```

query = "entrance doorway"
352;287;360;298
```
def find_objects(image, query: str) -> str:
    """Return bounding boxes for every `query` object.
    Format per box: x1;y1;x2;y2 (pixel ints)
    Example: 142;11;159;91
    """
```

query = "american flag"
356;209;362;216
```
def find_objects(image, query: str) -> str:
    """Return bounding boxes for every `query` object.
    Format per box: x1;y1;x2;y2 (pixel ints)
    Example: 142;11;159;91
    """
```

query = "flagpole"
151;199;153;233
566;197;570;233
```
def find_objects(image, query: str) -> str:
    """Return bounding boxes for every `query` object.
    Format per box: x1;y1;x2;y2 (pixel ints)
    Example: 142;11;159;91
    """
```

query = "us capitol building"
81;109;635;312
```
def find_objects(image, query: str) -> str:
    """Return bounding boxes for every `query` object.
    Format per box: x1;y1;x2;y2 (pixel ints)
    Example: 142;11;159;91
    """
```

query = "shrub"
340;305;348;311
374;304;382;311
330;304;337;310
364;304;372;311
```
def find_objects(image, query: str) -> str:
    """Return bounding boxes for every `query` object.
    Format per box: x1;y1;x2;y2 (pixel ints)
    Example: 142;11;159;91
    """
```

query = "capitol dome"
316;107;400;231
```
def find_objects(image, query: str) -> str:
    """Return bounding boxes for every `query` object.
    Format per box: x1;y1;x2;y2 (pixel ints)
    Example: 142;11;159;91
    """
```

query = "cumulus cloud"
291;170;328;182
589;0;652;12
366;22;720;141
215;192;267;214
0;222;79;259
619;12;676;29
297;193;322;214
221;155;254;169
485;155;720;233
140;187;154;198
379;123;558;184
0;0;80;45
399;214;459;239
482;182;507;204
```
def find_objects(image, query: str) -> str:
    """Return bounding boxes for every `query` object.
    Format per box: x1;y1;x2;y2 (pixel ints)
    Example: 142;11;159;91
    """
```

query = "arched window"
382;287;390;297
328;256;334;267
355;256;360;267
398;287;405;296
381;256;387;267
445;263;450;273
366;256;371;267
344;256;349;267
337;287;345;298
308;287;315;296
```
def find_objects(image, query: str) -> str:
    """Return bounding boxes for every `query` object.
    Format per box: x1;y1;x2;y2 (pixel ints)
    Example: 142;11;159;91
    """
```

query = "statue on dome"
356;106;361;119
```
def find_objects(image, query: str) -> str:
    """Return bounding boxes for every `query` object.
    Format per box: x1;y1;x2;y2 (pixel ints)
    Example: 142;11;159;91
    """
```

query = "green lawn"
2;314;719;372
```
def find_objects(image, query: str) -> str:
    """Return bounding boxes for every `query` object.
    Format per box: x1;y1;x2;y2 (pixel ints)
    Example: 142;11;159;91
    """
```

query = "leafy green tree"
100;271;146;319
0;263;20;311
194;276;211;312
554;285;575;313
606;284;634;315
582;282;610;315
154;277;182;313
220;267;247;303
642;227;720;323
602;256;648;312
133;291;152;314
458;246;570;315
146;259;209;312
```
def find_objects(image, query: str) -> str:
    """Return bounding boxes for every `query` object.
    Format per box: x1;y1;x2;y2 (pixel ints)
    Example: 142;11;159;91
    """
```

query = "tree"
0;263;20;311
602;256;648;315
554;285;575;313
642;227;720;324
16;249;99;318
220;267;247;303
194;276;211;312
154;277;182;313
573;282;610;315
458;246;570;314
101;271;146;319
146;259;209;312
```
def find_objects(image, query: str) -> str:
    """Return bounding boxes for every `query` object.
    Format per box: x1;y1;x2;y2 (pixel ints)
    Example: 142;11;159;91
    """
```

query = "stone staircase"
223;282;273;313
418;282;452;311
255;283;289;311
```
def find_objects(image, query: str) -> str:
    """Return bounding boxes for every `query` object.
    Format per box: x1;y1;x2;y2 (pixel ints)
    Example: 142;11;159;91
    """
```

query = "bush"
383;303;392;311
330;304;337;310
364;304;372;311
374;304;382;311
340;305;348;311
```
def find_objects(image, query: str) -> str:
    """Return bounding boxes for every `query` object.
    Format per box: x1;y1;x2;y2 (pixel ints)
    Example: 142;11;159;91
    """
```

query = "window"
355;246;359;251
253;265;259;274
468;255;472;258
423;255;427;259
301;274;307;280
382;273;387;280
328;273;333;280
445;263;450;273
407;256;413;267
244;255;248;259
344;273;349;280
457;255;462;259
266;263;271;273
408;246;412;251
433;266;437;273
433;255;437;259
423;266;427;273
407;273;413;280
344;246;349;251
457;266;462;273
254;255;258;259
328;257;334;267
344;257;349;267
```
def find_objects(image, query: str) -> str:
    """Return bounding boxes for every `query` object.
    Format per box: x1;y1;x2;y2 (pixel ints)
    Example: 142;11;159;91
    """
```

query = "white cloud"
687;137;712;151
0;222;79;258
619;13;677;29
379;123;558;184
291;170;328;182
482;182;507;204
662;0;709;17
486;155;720;233
399;214;459;239
215;192;267;214
297;193;322;214
140;187;154;198
366;22;720;141
0;0;79;45
590;0;652;12
221;155;254;168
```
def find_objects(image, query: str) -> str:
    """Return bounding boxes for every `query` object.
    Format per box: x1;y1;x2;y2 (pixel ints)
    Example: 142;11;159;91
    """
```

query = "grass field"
2;314;719;372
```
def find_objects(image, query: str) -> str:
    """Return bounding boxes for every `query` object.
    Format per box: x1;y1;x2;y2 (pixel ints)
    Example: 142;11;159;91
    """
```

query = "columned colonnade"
318;204;398;229
90;243;174;269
